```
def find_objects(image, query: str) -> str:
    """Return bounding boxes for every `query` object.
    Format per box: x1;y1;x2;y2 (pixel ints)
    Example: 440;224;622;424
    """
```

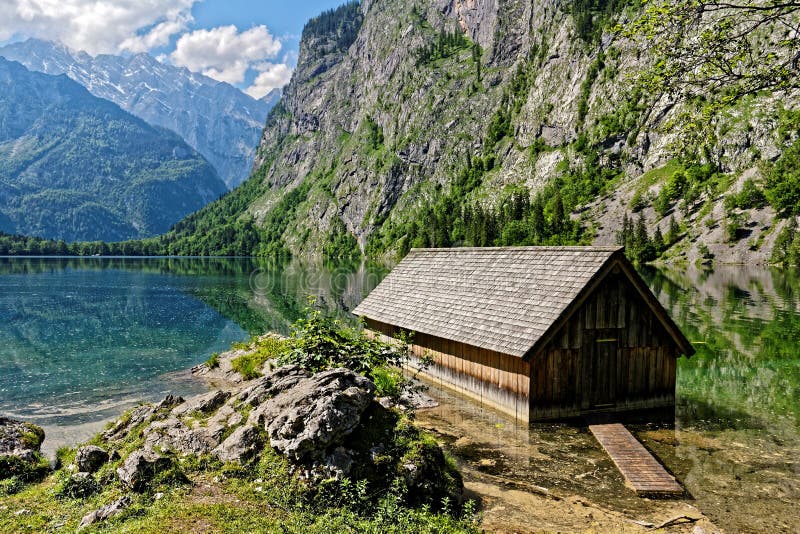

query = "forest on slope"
0;58;227;242
4;0;799;266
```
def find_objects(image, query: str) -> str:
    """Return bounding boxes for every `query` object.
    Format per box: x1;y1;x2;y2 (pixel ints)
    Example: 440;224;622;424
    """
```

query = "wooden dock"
589;423;683;497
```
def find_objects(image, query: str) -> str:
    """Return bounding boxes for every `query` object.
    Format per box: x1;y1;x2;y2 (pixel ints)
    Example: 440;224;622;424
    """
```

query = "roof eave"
521;251;696;361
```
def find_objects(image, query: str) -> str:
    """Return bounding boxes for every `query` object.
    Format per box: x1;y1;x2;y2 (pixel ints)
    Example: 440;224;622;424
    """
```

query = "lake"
0;257;384;452
0;257;798;531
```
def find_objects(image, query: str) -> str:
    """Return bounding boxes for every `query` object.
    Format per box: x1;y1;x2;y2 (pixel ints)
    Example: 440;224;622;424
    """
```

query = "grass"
230;336;290;380
633;159;684;197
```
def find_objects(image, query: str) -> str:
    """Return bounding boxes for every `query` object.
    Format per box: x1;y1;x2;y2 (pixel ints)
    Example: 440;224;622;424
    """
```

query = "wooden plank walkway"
589;423;683;497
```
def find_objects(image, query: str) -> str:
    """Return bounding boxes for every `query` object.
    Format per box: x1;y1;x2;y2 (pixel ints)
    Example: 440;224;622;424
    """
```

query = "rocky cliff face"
210;0;798;264
0;39;273;189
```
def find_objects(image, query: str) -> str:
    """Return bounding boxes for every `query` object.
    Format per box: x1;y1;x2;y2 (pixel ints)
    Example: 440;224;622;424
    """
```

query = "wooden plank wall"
530;271;679;420
365;319;531;421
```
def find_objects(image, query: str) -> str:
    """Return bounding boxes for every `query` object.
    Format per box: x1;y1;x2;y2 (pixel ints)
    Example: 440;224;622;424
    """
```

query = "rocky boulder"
103;404;156;442
171;390;230;417
116;449;173;491
254;367;376;462
142;417;218;456
0;417;46;480
213;425;264;464
235;365;310;407
75;445;109;473
78;495;132;530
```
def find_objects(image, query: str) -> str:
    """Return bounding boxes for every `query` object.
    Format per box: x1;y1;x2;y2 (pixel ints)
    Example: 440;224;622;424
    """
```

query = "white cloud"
119;13;192;54
170;25;281;85
0;0;197;55
245;62;292;98
0;1;290;93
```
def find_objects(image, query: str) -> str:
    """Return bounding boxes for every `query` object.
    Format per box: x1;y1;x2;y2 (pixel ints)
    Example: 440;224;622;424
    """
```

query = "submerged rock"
259;367;376;462
116;449;173;491
75;445;109;474
78;495;132;530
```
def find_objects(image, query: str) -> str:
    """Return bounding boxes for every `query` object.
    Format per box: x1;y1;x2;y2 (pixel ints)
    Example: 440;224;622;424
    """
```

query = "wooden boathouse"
353;246;695;421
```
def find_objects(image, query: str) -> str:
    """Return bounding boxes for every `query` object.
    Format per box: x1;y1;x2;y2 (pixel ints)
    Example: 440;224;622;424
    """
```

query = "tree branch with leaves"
623;1;800;100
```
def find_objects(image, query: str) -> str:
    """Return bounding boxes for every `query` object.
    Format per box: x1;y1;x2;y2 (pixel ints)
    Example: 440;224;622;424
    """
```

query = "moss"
19;424;45;450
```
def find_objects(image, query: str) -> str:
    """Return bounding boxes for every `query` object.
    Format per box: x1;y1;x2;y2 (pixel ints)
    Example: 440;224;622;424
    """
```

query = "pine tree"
652;225;664;252
667;216;680;244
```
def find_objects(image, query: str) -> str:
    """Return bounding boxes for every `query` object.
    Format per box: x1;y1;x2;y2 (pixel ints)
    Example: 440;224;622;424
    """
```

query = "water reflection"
642;265;800;430
0;257;386;452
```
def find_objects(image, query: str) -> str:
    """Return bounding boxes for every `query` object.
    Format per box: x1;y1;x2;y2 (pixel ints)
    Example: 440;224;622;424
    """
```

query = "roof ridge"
408;246;623;252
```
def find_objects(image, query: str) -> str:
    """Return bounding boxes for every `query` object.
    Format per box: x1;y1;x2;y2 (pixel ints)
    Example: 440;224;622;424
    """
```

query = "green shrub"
277;306;410;378
771;218;800;266
372;366;404;398
726;178;768;211
724;213;746;242
206;352;220;369
766;140;800;216
0;476;24;495
654;187;671;216
55;473;100;500
698;243;715;264
629;190;647;212
0;454;49;482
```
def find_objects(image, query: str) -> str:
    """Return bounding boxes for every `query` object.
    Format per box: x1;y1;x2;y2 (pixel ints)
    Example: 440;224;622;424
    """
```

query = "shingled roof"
353;246;693;359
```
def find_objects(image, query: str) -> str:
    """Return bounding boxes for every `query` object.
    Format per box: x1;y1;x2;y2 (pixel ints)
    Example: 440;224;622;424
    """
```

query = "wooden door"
584;329;618;409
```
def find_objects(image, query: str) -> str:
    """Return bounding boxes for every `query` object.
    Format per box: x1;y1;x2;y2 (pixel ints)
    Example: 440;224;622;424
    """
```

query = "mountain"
84;1;800;265
261;88;283;108
0;58;227;242
0;39;273;188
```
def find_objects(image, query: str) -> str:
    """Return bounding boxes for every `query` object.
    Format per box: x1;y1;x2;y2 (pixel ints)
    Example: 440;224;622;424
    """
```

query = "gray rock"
171;390;230;417
323;446;354;479
206;403;242;442
103;404;156;441
369;443;385;462
75;445;109;474
0;417;45;478
236;365;309;407
213;425;264;463
116;449;173;491
156;394;185;411
78;495;132;530
142;417;218;456
260;367;375;462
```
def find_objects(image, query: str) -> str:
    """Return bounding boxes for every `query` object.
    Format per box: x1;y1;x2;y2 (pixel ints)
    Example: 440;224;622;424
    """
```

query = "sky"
0;0;347;99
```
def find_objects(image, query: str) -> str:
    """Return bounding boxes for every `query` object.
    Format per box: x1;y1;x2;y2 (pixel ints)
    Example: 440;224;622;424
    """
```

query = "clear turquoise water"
0;257;383;451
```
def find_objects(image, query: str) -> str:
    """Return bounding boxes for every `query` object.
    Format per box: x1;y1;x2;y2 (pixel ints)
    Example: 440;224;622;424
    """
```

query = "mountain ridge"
3;0;799;266
0;57;228;242
0;38;274;188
